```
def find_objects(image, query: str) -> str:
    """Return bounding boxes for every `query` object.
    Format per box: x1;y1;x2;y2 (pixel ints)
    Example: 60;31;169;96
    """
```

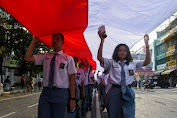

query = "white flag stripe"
84;0;177;70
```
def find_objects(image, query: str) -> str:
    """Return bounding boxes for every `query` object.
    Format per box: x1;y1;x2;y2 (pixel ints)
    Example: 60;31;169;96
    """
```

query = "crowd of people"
23;28;150;118
3;74;43;93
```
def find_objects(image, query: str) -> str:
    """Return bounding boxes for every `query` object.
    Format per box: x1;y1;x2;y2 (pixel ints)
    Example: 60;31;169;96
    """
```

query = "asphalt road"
100;88;177;118
135;88;177;118
0;88;177;118
0;92;40;118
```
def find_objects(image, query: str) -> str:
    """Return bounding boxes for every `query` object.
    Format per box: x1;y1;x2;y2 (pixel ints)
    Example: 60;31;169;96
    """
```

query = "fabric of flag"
1;0;177;70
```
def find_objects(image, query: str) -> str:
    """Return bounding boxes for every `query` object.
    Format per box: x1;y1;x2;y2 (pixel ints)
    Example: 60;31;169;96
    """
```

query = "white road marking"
135;90;177;102
0;112;16;118
0;92;40;102
28;103;38;108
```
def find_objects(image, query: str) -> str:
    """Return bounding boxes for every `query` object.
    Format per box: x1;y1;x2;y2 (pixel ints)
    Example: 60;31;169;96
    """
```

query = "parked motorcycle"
144;80;154;89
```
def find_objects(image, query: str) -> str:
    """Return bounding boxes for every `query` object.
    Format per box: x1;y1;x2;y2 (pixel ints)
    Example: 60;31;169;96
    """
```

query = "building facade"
154;18;177;87
154;33;166;75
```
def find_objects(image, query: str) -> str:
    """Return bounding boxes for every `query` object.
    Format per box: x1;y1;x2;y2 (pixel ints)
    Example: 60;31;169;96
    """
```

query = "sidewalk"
1;84;41;97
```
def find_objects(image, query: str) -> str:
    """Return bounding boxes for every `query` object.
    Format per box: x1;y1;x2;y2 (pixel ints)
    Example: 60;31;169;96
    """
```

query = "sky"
131;12;177;53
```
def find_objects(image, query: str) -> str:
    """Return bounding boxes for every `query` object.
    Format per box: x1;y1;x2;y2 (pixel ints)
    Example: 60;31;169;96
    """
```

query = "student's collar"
118;60;127;64
53;50;63;55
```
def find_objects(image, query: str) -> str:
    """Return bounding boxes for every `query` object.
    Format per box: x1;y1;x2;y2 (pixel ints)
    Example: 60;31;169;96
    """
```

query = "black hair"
89;66;93;73
103;69;109;74
79;62;85;67
52;33;64;42
73;57;78;60
112;44;133;65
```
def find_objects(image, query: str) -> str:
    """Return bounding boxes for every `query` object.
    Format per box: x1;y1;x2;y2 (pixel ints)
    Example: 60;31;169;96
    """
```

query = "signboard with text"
157;63;166;71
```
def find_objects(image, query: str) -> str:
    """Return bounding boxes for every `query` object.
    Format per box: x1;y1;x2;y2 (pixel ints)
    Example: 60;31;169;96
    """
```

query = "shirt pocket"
112;62;120;73
44;57;52;68
76;73;81;80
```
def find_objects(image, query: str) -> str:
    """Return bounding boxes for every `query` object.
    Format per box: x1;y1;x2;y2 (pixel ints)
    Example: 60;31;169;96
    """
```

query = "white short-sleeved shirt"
88;72;95;85
100;73;109;85
102;58;144;85
104;74;109;85
75;68;86;86
106;77;112;93
84;67;90;86
34;50;77;88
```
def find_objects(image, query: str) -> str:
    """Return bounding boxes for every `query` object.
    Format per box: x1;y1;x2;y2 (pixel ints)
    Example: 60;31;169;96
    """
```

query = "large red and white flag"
1;0;177;70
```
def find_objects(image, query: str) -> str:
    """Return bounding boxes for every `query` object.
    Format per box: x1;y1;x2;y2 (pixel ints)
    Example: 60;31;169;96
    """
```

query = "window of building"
157;46;159;56
172;55;176;60
166;41;169;48
166;56;170;62
171;38;174;46
174;35;177;45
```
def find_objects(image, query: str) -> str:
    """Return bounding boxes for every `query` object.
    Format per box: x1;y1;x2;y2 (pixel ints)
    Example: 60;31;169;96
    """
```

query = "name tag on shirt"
129;69;134;76
113;65;119;68
59;63;65;69
77;73;81;80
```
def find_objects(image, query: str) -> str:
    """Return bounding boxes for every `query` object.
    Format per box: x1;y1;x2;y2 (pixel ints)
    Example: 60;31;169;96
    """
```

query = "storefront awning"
161;69;175;75
154;70;165;75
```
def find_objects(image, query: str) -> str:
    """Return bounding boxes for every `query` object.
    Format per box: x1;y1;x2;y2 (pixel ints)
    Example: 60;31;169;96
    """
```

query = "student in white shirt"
97;31;151;118
87;66;95;111
82;59;90;117
99;70;109;111
68;57;85;118
25;33;77;118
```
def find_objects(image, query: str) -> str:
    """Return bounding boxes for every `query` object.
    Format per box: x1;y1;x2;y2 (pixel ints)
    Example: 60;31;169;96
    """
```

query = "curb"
1;89;41;97
0;86;41;97
1;90;25;96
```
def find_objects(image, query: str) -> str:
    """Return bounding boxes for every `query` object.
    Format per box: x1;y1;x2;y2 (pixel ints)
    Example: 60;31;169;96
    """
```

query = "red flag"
0;0;96;69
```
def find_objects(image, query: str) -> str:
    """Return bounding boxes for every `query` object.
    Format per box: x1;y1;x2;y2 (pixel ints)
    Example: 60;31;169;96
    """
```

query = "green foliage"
0;7;51;75
77;61;81;68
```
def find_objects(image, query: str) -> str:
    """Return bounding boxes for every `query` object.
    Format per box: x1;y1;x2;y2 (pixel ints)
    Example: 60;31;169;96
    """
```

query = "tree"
0;7;51;78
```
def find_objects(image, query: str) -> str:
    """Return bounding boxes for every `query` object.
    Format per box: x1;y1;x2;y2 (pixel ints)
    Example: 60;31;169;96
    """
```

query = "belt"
44;86;62;89
112;84;132;88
